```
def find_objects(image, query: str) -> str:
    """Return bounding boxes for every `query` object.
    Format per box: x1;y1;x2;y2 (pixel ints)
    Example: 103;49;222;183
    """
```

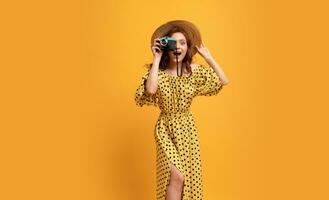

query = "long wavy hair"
146;20;202;74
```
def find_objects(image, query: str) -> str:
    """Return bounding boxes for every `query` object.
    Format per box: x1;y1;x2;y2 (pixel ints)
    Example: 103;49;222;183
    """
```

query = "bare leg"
165;164;185;200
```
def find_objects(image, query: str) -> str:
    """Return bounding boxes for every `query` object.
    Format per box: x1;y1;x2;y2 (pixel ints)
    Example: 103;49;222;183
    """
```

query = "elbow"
146;87;157;95
221;78;230;86
145;80;158;95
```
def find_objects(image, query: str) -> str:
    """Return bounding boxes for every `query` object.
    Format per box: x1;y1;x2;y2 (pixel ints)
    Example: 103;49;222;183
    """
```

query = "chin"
170;54;186;63
170;58;184;63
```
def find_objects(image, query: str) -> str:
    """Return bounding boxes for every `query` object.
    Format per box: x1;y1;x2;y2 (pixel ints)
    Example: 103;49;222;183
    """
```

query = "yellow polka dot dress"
135;64;224;200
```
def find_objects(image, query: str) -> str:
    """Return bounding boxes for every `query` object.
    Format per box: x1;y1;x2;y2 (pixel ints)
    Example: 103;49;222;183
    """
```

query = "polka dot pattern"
135;64;223;200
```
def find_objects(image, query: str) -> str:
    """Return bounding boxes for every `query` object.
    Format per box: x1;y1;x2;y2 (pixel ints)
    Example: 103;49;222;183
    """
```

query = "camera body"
159;36;177;51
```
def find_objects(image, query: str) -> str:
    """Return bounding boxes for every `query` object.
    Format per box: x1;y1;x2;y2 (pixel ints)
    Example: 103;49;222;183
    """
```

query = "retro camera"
159;36;177;51
157;36;183;76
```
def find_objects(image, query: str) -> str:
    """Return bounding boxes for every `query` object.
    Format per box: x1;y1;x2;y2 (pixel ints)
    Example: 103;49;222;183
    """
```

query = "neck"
168;60;183;71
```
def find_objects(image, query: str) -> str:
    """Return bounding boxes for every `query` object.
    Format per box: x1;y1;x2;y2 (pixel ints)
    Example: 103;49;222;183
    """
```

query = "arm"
145;57;160;95
146;38;164;94
204;56;229;85
195;43;229;85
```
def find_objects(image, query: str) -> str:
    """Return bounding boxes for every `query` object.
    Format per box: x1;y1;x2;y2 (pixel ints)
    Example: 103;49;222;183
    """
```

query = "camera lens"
160;38;167;46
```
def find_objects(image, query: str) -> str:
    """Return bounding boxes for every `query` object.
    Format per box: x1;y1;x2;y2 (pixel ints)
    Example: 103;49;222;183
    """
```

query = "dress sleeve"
134;70;160;107
193;65;223;96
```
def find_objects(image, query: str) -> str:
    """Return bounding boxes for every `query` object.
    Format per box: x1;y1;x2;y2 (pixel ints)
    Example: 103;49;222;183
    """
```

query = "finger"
152;44;161;49
155;47;162;53
154;38;160;44
152;46;161;53
154;41;160;47
153;45;160;50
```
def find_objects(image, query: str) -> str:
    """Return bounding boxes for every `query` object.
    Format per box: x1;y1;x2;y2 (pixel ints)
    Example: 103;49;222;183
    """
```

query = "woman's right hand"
151;38;163;59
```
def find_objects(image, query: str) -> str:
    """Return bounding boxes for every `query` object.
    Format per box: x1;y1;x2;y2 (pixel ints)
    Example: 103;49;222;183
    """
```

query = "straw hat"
150;20;202;57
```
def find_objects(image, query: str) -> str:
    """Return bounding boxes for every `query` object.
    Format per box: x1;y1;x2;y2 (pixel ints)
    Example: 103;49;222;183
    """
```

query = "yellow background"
1;0;328;199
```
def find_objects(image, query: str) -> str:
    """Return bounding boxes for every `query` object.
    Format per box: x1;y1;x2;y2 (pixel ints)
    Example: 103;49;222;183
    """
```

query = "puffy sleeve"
193;65;223;96
134;70;160;107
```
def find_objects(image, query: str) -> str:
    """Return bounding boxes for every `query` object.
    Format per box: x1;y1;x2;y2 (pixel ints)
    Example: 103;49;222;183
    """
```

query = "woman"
135;20;229;200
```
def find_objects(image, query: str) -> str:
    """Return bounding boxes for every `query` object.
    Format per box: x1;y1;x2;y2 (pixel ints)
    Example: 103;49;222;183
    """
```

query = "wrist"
204;57;213;63
153;57;161;63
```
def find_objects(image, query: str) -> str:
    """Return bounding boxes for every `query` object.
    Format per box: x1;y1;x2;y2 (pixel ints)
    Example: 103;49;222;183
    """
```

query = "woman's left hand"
195;43;213;60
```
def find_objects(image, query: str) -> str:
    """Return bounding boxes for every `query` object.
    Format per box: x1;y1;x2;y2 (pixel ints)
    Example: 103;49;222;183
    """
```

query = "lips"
173;51;182;56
